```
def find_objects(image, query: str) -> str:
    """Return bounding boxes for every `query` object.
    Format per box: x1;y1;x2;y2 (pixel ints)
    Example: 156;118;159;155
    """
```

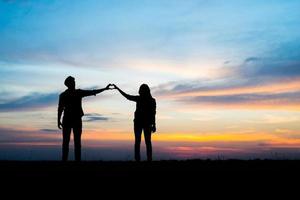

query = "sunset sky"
1;0;300;160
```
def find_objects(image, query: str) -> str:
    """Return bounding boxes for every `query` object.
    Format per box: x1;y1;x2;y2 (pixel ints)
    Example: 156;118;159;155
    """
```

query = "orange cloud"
162;79;300;98
156;78;300;110
179;102;300;111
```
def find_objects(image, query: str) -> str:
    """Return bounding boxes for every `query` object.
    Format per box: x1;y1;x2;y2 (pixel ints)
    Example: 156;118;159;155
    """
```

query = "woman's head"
139;84;152;98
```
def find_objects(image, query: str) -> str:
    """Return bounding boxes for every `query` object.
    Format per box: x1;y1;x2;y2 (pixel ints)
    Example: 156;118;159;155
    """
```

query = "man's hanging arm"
57;95;64;129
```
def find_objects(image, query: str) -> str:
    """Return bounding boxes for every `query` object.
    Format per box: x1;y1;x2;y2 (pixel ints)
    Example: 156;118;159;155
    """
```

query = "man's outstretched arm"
80;84;112;97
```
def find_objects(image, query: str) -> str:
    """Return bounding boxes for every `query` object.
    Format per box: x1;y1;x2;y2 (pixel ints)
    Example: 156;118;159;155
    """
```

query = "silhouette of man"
57;76;112;161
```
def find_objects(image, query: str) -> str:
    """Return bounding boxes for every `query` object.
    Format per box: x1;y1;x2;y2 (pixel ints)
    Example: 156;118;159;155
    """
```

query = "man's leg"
134;123;142;162
62;126;71;161
73;121;82;162
144;126;152;162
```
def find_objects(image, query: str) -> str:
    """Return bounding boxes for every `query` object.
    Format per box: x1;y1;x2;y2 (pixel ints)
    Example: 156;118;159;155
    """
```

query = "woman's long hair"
139;84;152;99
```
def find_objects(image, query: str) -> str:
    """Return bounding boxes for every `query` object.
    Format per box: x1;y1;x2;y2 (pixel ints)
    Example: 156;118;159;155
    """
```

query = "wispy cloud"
183;91;300;104
0;127;60;144
244;57;261;63
155;77;300;97
247;114;300;124
83;113;109;122
39;129;59;133
239;59;300;78
154;56;300;110
0;92;58;112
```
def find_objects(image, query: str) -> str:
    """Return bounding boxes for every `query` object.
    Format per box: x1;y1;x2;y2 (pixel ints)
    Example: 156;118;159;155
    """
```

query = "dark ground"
1;160;299;196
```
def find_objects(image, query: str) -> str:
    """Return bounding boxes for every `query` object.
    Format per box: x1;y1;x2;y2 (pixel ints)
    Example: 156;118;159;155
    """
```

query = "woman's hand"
58;121;63;129
151;124;156;133
112;84;119;90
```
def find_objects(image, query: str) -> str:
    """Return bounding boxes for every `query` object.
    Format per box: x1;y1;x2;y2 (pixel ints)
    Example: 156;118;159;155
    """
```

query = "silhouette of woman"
113;84;156;162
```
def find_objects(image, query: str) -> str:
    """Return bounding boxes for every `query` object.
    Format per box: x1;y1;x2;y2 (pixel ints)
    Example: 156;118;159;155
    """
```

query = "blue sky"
0;0;300;160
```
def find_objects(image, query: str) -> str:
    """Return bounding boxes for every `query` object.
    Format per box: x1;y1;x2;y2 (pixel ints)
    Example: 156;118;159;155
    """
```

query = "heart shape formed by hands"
107;84;116;89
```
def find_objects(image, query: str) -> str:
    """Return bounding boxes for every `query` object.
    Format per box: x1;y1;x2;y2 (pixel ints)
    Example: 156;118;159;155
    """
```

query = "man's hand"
58;121;63;129
151;124;156;133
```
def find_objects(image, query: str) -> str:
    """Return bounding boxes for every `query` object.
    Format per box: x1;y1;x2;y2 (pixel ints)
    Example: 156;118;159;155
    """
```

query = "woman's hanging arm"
152;99;157;133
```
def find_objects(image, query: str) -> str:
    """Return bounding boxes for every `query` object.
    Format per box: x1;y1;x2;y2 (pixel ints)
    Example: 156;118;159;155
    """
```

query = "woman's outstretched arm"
113;84;138;102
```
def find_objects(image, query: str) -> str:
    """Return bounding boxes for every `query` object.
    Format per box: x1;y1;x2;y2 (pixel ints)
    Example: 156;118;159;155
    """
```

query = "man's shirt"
58;89;98;120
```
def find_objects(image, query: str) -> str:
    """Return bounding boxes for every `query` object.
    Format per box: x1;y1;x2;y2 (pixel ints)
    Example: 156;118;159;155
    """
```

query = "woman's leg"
144;126;152;162
134;123;142;161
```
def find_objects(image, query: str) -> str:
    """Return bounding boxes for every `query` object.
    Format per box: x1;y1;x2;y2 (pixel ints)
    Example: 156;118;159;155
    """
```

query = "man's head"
64;76;75;89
